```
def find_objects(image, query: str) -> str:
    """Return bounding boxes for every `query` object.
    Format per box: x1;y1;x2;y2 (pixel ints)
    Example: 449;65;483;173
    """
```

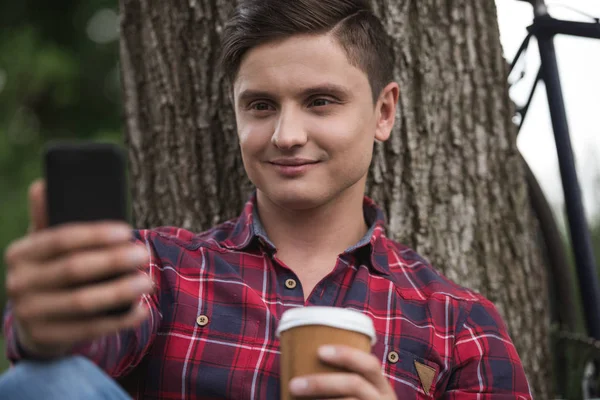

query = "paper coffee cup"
276;307;377;400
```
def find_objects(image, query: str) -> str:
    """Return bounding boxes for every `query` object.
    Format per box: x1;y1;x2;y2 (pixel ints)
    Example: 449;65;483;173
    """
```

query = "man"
1;0;532;398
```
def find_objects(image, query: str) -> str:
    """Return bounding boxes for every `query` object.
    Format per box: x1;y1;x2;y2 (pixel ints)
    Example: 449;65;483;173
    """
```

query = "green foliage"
0;1;122;372
550;215;600;399
0;337;8;372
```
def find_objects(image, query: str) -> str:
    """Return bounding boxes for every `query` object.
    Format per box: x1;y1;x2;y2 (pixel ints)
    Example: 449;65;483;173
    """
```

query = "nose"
271;108;308;150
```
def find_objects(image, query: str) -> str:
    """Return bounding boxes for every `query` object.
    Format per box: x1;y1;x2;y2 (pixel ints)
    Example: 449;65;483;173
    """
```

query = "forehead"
233;33;369;98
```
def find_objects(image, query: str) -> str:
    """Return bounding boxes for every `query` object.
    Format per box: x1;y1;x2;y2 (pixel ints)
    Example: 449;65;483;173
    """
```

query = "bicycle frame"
510;5;600;395
528;7;600;340
512;2;600;343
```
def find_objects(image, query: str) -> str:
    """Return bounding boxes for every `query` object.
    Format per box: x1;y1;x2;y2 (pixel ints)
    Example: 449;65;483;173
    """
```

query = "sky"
495;0;600;223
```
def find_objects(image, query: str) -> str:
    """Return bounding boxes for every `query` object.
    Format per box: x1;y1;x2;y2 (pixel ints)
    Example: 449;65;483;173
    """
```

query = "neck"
256;182;369;257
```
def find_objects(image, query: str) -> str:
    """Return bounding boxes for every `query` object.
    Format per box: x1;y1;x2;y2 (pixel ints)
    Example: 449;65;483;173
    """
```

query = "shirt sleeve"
2;229;162;379
442;296;533;399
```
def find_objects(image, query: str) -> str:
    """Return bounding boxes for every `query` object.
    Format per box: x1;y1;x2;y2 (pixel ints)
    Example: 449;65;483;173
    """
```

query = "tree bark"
119;0;551;397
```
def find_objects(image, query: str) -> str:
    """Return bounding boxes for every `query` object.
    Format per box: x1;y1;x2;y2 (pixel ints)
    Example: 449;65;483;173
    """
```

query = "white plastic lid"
276;306;377;345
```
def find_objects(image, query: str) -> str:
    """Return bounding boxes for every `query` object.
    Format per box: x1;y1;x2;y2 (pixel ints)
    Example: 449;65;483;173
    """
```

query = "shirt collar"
222;193;391;276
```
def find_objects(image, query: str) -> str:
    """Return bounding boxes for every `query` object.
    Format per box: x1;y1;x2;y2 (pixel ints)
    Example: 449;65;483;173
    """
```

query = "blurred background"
0;0;123;369
0;0;599;390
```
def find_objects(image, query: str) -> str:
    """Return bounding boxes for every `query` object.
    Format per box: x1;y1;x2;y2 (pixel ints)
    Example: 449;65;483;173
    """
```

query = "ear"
374;82;400;143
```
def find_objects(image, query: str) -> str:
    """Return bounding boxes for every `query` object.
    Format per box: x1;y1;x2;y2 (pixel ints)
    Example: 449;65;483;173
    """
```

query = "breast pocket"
156;303;260;398
373;343;441;399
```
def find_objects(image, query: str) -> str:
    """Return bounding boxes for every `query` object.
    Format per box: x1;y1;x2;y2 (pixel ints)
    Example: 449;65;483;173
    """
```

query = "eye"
250;102;274;111
309;98;333;107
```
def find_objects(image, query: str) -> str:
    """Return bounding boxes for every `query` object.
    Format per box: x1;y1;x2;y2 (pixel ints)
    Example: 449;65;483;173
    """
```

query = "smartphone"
44;141;133;316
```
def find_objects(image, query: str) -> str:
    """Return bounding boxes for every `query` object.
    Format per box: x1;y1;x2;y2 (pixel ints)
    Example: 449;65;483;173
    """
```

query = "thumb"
28;179;48;233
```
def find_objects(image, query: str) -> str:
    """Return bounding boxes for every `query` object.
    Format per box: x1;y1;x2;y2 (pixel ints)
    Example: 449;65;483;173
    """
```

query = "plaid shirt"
4;195;531;399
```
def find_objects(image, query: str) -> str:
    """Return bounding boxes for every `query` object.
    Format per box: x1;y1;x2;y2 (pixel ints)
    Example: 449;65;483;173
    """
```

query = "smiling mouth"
267;159;320;176
268;158;320;166
269;161;319;167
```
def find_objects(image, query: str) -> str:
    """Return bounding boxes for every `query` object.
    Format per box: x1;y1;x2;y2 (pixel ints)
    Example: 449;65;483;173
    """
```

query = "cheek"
320;119;373;157
237;121;273;155
320;124;374;174
237;126;264;185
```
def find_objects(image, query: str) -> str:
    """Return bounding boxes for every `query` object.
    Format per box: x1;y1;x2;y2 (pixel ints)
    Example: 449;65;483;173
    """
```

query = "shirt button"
285;278;297;289
196;315;209;327
387;351;399;364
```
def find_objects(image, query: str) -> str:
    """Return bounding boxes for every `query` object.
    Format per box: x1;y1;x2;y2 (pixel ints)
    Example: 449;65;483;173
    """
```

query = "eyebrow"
237;84;351;104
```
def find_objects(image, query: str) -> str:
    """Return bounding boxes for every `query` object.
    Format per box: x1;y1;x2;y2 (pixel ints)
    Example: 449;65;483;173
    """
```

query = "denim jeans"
0;356;131;400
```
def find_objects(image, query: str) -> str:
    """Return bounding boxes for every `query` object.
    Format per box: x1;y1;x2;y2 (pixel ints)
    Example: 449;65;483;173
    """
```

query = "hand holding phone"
45;142;137;316
3;143;153;358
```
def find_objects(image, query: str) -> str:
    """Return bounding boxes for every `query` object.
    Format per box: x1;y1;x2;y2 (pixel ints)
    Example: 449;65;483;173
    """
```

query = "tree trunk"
119;0;551;397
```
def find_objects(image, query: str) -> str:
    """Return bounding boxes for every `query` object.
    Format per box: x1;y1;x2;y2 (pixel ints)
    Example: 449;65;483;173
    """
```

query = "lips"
269;158;319;166
267;158;320;177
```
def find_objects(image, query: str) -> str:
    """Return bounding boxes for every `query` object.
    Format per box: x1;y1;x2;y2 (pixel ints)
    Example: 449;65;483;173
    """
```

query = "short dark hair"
220;0;395;102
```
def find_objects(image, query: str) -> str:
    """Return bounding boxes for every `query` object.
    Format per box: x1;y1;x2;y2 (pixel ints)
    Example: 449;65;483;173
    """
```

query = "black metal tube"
531;17;600;40
509;33;532;76
535;27;600;340
517;68;541;134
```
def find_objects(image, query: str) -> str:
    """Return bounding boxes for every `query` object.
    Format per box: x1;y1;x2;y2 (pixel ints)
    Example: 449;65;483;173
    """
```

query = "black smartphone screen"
44;141;133;316
45;142;129;227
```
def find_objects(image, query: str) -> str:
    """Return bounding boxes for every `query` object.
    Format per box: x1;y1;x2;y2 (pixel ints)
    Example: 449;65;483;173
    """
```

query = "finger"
13;273;154;320
28;179;48;233
7;243;149;296
24;303;150;348
318;345;390;391
5;222;133;265
289;373;379;399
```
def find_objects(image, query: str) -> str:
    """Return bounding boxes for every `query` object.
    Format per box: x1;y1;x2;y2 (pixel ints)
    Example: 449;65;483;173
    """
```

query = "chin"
251;169;367;212
260;185;334;211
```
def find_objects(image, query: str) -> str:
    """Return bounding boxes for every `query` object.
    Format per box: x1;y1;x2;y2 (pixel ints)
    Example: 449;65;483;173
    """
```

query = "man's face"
233;33;394;210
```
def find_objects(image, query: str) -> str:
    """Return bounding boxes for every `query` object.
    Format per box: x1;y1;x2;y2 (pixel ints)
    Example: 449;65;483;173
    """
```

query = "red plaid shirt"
4;195;531;399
